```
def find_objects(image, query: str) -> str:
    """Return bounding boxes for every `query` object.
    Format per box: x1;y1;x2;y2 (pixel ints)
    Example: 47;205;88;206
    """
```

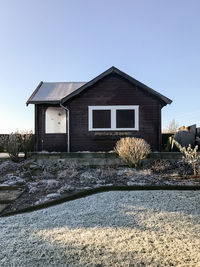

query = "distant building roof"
26;82;86;105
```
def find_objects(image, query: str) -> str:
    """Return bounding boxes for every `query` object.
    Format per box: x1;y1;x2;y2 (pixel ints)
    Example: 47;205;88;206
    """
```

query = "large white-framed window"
88;105;139;131
45;107;66;133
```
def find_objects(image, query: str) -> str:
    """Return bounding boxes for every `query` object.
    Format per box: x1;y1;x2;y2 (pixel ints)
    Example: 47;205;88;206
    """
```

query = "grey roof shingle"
26;82;86;105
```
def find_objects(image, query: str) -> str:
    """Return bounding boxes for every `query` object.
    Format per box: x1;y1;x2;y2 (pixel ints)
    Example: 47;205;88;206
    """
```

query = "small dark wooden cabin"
27;67;172;152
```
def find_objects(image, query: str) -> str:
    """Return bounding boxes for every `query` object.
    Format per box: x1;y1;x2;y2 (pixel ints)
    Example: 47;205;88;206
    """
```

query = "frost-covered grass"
0;191;200;267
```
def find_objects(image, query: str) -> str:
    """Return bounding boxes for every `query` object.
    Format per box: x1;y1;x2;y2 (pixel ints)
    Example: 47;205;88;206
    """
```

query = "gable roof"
26;82;86;105
27;66;172;107
61;66;172;107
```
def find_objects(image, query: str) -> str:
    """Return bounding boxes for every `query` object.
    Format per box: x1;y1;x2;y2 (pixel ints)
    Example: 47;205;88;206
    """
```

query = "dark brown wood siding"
35;104;68;152
64;73;162;152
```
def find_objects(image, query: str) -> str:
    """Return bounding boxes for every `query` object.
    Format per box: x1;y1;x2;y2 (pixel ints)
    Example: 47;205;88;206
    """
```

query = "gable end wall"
65;74;162;152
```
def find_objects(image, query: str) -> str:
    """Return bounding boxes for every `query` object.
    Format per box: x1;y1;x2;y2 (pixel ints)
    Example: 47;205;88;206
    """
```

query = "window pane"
93;110;111;128
116;110;135;128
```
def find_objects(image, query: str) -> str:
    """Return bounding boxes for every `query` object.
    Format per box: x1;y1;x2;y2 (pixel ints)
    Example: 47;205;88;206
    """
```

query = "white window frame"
88;105;139;131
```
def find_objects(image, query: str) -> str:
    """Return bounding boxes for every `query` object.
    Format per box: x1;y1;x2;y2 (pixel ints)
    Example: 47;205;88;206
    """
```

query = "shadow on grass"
1;190;200;266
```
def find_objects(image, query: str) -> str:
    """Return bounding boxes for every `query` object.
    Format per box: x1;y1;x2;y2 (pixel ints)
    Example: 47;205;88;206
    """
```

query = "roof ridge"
43;81;87;84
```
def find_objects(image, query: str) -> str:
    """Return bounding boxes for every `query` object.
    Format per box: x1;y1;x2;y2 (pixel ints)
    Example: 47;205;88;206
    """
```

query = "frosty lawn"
0;191;200;266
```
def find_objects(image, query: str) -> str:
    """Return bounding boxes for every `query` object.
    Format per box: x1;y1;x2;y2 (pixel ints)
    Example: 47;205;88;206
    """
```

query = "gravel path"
0;190;200;267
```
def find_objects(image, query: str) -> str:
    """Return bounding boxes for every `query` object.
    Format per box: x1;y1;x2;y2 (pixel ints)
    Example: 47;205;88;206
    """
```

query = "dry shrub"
177;161;193;177
0;132;21;162
0;135;7;153
173;140;200;177
20;130;34;159
115;137;151;168
96;167;116;179
151;159;173;173
0;130;34;162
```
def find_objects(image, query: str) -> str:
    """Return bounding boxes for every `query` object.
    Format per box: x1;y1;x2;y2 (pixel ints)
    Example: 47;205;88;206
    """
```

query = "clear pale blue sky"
0;0;200;133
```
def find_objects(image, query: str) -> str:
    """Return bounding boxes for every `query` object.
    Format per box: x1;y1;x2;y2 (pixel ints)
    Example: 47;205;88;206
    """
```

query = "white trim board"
88;105;139;131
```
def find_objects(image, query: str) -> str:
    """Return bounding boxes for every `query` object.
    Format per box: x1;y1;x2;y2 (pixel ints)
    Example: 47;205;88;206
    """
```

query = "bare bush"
0;132;21;162
20;130;34;159
0;135;6;152
163;119;179;133
173;140;200;177
0;130;34;162
151;159;173;173
0;135;8;152
177;161;193;177
96;167;116;179
115;137;151;168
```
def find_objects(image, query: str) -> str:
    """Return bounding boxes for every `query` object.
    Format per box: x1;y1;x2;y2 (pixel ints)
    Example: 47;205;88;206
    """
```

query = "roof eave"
112;67;173;106
161;99;172;108
26;81;43;106
28;100;61;105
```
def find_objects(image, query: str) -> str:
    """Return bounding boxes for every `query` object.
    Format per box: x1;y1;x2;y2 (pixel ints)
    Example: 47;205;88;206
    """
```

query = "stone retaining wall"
28;152;124;166
1;151;199;166
27;151;190;166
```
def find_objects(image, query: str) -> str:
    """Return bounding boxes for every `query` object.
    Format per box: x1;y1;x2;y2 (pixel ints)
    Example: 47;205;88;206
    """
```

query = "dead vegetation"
115;137;151;168
0;131;34;162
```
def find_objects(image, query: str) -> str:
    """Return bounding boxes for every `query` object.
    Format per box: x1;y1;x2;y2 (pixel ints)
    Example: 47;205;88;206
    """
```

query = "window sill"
91;131;137;140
